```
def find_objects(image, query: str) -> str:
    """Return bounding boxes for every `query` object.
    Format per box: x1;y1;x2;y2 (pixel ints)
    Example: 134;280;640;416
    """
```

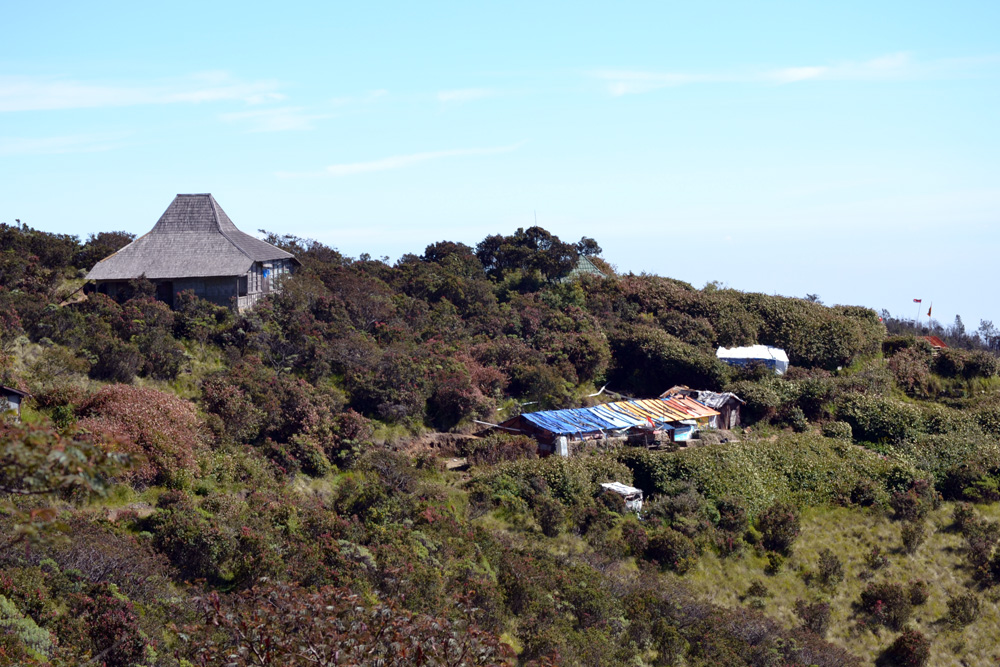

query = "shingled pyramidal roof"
86;194;295;281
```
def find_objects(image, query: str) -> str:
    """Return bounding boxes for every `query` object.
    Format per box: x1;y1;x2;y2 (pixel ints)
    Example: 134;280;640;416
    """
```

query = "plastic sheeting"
517;396;718;437
716;345;790;375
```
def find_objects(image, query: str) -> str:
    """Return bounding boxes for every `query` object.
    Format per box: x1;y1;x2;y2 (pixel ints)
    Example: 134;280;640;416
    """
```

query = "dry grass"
683;502;1000;666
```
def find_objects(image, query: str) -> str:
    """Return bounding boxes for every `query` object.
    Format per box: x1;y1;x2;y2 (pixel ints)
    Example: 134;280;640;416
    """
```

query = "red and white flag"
913;299;922;303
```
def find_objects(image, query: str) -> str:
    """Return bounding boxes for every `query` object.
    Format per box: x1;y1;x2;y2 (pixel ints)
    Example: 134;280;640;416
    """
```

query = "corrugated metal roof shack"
660;388;745;430
497;396;719;455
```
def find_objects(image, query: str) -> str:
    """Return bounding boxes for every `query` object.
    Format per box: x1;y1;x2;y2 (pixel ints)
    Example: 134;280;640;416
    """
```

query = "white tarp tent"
716;345;790;375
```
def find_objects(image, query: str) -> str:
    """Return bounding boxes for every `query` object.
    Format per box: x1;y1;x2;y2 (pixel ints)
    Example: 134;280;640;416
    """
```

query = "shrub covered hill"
2;220;1000;666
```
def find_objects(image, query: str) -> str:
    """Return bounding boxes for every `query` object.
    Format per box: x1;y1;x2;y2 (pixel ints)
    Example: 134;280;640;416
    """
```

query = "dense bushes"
607;325;730;395
617;433;914;515
77;384;205;486
859;581;914;630
646;528;698;573
757;501;801;553
464;432;538;466
7;218;999;665
878;628;930;667
836;394;923;443
182;582;513;666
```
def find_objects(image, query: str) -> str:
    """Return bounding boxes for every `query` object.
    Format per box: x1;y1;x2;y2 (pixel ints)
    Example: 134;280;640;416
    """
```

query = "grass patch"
683;502;1000;665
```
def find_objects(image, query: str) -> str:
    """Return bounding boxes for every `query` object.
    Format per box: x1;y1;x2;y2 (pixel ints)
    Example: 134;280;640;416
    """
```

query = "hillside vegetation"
2;220;1000;665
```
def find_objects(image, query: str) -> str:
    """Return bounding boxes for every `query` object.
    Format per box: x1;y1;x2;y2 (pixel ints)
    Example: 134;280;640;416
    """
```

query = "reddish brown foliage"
181;582;514;666
77;384;205;486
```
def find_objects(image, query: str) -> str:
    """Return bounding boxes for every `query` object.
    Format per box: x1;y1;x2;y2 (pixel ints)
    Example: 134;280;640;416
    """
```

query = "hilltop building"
561;255;607;282
85;194;298;311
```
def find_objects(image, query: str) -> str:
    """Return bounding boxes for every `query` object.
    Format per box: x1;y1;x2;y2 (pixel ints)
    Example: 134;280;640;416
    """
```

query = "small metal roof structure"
716;344;789;374
600;482;643;496
920;336;948;349
86;194;297;281
689;391;745;409
600;482;643;512
0;386;29;399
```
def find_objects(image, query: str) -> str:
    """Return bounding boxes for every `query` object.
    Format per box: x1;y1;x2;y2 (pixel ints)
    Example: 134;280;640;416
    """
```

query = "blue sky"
4;1;999;330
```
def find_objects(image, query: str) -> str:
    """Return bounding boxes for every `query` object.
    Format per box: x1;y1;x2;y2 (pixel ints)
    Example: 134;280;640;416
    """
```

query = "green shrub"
787;406;809;433
859;581;912;630
907;580;928;606
470;453;633;509
822;421;853;440
975;405;1000;437
464;432;538;466
836;394;923;444
715;495;749;534
744;579;770;600
0;594;54;657
794;599;831;636
620;518;648;557
533;495;564;538
617;432;913;517
877;628;930;667
939;462;1000;502
606;325;730;395
946;591;981;627
901;522;926;555
146;504;235;582
934;348;999;379
645;528;697;573
757;501;800;554
764;552;785;575
866;545;889;571
816;548;844;589
726;380;781;425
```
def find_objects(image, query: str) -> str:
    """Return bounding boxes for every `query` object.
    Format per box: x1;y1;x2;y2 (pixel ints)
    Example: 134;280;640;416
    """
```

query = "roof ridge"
208;194;255;262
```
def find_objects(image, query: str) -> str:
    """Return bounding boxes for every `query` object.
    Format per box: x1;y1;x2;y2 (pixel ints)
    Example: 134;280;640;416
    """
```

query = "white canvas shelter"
716;345;790;375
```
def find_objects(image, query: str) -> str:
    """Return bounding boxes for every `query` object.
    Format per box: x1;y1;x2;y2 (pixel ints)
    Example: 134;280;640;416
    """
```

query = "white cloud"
592;70;706;95
0;131;132;156
276;142;524;178
437;88;496;103
0;72;283;112
594;52;957;95
330;89;389;106
219;106;333;132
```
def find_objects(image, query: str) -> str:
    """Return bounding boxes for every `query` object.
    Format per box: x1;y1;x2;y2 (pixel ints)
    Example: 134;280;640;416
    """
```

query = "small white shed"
600;482;644;512
1;386;28;422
